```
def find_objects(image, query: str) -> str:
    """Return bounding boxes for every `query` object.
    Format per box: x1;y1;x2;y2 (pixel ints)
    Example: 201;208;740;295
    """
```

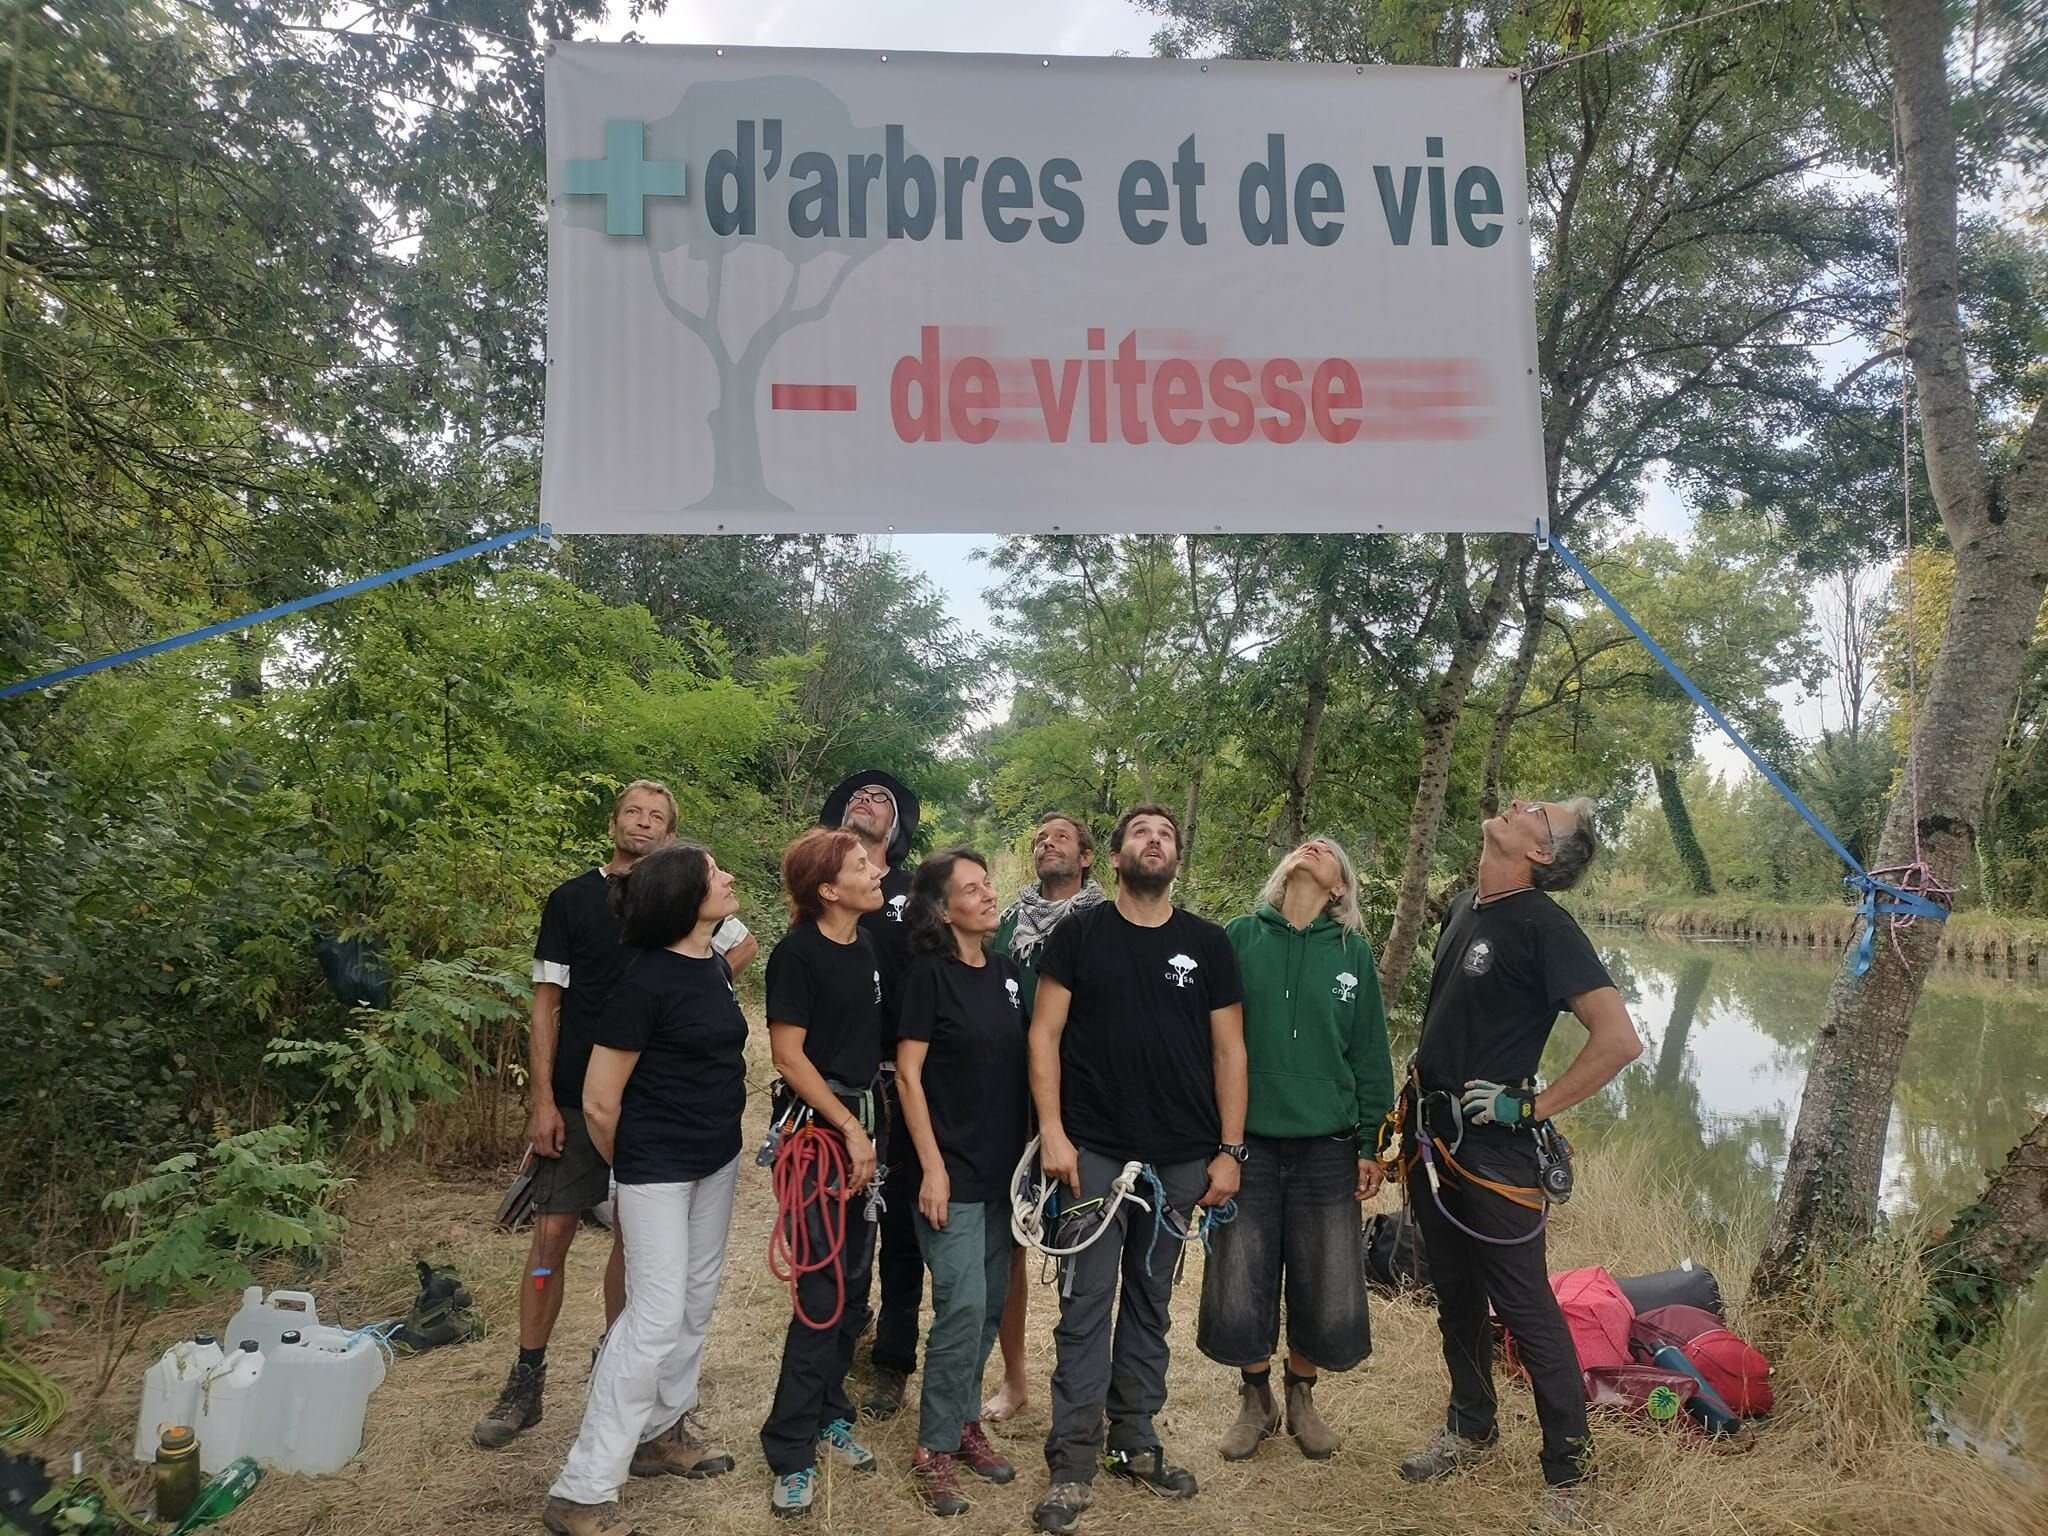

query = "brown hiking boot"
957;1420;1016;1484
540;1495;638;1536
474;1359;545;1449
913;1448;971;1516
629;1411;736;1479
1218;1376;1280;1461
1285;1374;1339;1460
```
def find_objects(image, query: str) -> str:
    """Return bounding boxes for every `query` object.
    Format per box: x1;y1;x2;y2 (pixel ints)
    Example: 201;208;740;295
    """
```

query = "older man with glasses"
1395;796;1642;1529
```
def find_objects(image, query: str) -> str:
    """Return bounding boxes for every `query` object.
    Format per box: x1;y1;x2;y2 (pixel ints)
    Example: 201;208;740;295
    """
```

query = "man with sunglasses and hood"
1398;797;1641;1528
818;768;925;1419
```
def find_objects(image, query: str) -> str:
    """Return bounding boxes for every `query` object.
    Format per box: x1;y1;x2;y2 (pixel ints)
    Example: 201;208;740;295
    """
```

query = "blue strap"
1137;1164;1235;1276
1548;537;1945;976
2;525;548;701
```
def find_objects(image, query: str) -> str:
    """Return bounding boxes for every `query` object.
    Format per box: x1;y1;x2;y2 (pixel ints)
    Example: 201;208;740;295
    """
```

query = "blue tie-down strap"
1;524;549;701
1847;874;1952;977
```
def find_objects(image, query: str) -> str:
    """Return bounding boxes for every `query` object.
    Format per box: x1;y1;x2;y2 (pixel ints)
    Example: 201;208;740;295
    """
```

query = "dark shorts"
529;1106;612;1216
1197;1133;1369;1370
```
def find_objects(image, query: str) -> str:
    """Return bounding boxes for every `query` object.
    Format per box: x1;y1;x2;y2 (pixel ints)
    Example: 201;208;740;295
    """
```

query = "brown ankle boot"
1219;1375;1280;1461
1285;1373;1339;1460
540;1496;638;1536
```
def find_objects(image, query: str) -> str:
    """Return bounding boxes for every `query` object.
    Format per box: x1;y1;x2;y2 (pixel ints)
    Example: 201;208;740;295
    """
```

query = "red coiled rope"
770;1123;853;1331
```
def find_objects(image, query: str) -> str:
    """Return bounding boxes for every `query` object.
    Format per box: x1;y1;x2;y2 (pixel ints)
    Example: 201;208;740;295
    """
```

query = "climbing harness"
766;1083;877;1332
1009;1136;1150;1259
1008;1137;1237;1290
1376;1069;1552;1248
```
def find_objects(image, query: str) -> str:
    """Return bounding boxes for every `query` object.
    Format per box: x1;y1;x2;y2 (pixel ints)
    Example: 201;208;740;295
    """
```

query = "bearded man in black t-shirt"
1397;797;1642;1522
1026;804;1248;1536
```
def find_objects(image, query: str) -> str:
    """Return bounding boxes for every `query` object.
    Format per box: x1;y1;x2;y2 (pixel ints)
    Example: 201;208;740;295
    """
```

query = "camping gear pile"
1361;1221;1774;1441
1513;1264;1773;1437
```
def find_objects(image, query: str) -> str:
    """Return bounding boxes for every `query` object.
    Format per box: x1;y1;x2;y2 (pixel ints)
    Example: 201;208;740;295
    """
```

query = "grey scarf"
1003;878;1108;966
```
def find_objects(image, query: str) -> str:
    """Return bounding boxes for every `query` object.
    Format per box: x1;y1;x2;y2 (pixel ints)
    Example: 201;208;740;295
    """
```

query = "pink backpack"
1632;1304;1774;1417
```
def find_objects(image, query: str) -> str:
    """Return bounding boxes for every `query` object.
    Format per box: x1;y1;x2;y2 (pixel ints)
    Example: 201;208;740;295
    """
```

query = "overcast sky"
586;0;1808;776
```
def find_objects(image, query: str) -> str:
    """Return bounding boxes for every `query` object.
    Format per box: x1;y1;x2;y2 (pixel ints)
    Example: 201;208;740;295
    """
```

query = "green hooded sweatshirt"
1225;903;1396;1151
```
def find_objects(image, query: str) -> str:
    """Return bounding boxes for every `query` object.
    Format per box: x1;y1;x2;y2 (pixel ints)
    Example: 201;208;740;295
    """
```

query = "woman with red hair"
758;827;888;1519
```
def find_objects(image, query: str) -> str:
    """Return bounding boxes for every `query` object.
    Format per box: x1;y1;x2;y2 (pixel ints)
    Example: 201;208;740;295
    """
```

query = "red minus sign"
772;384;858;411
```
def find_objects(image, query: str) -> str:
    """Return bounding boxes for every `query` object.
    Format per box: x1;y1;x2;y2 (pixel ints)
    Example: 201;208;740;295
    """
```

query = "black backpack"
1361;1207;1432;1295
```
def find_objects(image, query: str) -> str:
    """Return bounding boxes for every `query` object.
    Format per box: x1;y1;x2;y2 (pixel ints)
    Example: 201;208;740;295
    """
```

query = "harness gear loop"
1392;1066;1552;1246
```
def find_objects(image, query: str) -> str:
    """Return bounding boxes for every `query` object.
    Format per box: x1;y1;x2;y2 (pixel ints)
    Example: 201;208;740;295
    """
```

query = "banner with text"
543;45;1544;535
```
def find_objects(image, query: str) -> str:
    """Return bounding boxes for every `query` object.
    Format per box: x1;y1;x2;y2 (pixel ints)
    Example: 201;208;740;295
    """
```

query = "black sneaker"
861;1364;908;1420
1103;1446;1197;1499
472;1359;544;1449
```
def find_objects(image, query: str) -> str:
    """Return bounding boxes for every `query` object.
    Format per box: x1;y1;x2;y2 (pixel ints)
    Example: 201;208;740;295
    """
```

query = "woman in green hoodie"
1196;835;1394;1464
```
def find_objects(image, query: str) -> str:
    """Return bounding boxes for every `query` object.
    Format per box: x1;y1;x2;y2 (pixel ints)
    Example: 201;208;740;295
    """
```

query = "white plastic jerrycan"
258;1325;385;1475
131;1334;224;1462
196;1339;266;1473
224;1287;332;1352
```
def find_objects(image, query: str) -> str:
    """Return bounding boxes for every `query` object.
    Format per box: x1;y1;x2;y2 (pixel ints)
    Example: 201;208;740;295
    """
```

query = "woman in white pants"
543;843;750;1536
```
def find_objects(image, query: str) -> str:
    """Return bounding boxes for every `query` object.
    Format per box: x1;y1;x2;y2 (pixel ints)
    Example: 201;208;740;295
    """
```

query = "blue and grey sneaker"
770;1466;815;1520
819;1417;878;1472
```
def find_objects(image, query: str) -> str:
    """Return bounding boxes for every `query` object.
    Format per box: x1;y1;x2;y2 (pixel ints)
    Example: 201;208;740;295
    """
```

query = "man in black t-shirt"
1398;797;1642;1520
1028;804;1248;1536
474;780;756;1454
818;768;926;1417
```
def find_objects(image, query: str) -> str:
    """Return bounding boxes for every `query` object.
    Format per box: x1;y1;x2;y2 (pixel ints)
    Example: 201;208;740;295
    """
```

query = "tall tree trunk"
1481;547;1552;819
1920;1110;2048;1361
1653;759;1715;895
1378;537;1519;1004
1283;548;1341;846
1754;0;2048;1295
1181;760;1203;886
1655;956;1714;1093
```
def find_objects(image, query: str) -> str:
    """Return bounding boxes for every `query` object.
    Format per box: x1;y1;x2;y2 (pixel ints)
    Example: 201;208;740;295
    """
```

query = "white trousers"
549;1155;740;1506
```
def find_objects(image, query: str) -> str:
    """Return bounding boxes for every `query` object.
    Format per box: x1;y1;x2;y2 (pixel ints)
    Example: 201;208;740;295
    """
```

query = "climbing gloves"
1460;1080;1539;1130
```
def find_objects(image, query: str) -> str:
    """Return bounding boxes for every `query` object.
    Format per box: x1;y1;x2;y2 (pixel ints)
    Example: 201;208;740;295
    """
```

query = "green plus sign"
564;119;686;237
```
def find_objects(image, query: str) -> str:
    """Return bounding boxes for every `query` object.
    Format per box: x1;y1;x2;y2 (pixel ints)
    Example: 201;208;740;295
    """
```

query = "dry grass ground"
16;1090;2047;1536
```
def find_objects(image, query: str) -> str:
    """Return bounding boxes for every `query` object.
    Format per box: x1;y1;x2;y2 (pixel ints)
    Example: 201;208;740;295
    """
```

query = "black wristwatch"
1217;1142;1249;1165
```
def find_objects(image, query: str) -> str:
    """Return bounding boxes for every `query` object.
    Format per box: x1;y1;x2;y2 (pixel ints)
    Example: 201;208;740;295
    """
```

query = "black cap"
239;1339;260;1352
192;1334;216;1345
280;1330;301;1345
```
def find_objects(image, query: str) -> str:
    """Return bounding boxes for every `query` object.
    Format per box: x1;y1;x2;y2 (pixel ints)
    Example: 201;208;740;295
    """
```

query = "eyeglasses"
1524;803;1555;847
848;787;895;807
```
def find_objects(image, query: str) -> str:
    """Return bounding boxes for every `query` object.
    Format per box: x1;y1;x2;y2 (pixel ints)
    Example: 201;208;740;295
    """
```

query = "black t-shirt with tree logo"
1039;902;1242;1167
593;948;748;1184
765;921;884;1091
1414;888;1612;1095
897;950;1029;1203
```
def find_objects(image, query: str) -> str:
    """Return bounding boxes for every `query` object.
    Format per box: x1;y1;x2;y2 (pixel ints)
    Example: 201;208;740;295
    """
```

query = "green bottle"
167;1456;262;1534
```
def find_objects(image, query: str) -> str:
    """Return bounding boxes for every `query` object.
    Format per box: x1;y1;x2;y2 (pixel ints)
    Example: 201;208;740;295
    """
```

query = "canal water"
1559;931;2048;1232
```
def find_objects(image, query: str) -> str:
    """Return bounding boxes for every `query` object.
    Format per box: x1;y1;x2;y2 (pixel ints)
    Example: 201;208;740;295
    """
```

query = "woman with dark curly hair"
892;847;1029;1515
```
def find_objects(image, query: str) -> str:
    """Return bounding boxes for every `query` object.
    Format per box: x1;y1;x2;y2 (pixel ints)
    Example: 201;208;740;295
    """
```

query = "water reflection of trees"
1570;935;2048;1237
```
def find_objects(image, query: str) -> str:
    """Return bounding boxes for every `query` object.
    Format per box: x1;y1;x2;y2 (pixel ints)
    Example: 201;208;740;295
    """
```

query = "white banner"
543;45;1544;536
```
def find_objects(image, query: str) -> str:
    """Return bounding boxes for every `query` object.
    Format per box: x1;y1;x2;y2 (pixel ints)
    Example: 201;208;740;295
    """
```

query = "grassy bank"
1571;893;2048;976
9;1085;2044;1536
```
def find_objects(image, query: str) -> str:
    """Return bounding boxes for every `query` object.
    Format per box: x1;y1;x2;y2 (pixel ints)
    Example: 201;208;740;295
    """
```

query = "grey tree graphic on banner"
635;79;889;511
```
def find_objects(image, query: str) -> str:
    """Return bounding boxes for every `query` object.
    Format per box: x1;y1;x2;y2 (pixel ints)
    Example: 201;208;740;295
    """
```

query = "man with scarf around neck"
818;768;926;1419
981;812;1107;1423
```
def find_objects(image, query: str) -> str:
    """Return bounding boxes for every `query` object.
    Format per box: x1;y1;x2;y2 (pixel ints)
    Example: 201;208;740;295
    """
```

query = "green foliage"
0;1270;52;1345
100;1126;349;1306
267;954;526;1149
